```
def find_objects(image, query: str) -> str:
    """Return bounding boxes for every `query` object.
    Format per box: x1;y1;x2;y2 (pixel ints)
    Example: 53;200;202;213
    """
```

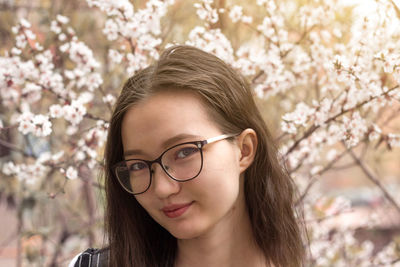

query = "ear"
236;128;257;173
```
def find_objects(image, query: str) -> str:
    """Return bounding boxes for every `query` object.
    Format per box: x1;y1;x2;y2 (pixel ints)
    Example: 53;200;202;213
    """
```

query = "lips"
162;202;193;218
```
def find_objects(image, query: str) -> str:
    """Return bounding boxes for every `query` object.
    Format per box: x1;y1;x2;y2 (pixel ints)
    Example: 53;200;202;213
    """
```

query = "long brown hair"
104;45;305;266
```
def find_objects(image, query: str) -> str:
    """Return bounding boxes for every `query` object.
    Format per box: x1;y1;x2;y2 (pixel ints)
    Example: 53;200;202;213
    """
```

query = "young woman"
69;45;304;267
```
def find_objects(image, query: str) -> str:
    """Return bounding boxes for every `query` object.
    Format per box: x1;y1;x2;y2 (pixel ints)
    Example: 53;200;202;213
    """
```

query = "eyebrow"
123;133;203;157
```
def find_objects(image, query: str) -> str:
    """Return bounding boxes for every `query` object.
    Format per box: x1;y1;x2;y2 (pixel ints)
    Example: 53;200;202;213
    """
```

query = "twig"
381;107;400;128
0;138;27;156
329;163;357;171
0;230;18;256
302;208;355;224
80;165;96;246
40;82;108;122
16;204;23;267
295;178;318;206
285;84;400;156
295;148;349;206
48;227;70;267
347;146;400;215
97;86;113;113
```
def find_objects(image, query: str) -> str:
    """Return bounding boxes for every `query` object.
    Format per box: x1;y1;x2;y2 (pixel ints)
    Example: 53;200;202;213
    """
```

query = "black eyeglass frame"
113;133;237;195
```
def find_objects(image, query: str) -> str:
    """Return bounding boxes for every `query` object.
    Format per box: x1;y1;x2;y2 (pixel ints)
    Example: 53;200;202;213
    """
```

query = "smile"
162;202;194;218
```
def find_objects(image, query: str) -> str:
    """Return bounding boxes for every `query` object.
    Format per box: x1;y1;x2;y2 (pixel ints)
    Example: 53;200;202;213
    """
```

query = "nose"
151;163;181;198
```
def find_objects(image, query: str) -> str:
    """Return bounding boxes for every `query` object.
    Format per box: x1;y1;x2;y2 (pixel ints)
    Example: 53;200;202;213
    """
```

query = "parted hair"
104;45;304;266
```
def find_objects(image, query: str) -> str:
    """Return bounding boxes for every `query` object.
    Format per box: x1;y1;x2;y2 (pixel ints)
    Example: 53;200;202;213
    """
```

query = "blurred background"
1;0;400;266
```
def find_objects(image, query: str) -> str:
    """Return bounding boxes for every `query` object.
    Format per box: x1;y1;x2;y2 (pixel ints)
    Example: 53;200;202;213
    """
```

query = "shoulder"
68;247;109;267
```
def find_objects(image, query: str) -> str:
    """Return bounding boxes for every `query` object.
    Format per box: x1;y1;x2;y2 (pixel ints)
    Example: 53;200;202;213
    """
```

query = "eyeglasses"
113;133;237;195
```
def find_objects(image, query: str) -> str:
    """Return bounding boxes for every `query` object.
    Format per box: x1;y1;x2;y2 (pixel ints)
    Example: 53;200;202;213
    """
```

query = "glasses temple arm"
204;133;238;145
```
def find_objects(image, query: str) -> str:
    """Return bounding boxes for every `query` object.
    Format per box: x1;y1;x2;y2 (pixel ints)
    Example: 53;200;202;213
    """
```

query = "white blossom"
186;26;234;64
50;20;62;34
368;124;382;141
51;151;65;161
103;19;119;41
241;15;253;24
59;43;70;52
24;29;36;40
2;161;18;176
63;100;86;126
58;33;67;41
17;112;35;135
11;47;21;55
126;52;149;75
102;94;116;105
56;14;70;24
194;1;219;24
66;166;78;180
229;5;243;23
20;18;31;28
388;133;400;147
108;49;123;65
282;102;315;127
31;114;52;137
15;34;27;49
49;104;64;118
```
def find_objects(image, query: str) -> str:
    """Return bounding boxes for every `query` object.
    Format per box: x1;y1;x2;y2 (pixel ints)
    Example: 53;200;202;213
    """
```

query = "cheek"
192;155;242;203
134;195;153;214
201;145;241;185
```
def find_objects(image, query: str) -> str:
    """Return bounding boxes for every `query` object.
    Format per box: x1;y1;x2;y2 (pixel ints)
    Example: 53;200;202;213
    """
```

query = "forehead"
121;90;220;153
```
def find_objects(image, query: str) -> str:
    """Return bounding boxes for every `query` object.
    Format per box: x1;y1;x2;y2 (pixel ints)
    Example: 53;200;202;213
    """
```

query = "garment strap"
74;248;109;267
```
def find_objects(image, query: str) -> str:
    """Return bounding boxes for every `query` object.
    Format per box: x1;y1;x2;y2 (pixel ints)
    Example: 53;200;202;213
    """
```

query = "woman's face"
120;90;246;240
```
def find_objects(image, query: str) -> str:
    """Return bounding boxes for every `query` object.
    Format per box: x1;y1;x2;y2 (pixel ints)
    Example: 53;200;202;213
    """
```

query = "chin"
165;223;205;240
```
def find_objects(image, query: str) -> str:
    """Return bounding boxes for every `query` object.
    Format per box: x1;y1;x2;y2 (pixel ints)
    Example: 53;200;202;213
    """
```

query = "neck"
175;193;267;267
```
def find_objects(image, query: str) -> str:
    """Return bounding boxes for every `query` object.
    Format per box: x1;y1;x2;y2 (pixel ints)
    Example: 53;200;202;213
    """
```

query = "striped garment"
68;248;109;267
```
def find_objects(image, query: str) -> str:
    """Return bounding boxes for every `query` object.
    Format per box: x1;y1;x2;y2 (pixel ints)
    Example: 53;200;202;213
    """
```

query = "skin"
121;90;266;267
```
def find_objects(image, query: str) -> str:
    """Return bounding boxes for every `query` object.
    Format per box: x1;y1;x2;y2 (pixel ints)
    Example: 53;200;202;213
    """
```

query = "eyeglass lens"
115;143;202;194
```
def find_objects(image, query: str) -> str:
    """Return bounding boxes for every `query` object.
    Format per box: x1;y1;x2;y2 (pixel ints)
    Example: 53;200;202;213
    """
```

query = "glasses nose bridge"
148;154;166;175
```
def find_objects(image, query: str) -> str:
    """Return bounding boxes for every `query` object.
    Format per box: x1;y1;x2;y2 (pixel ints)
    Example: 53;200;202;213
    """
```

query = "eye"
128;161;147;172
176;146;199;159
